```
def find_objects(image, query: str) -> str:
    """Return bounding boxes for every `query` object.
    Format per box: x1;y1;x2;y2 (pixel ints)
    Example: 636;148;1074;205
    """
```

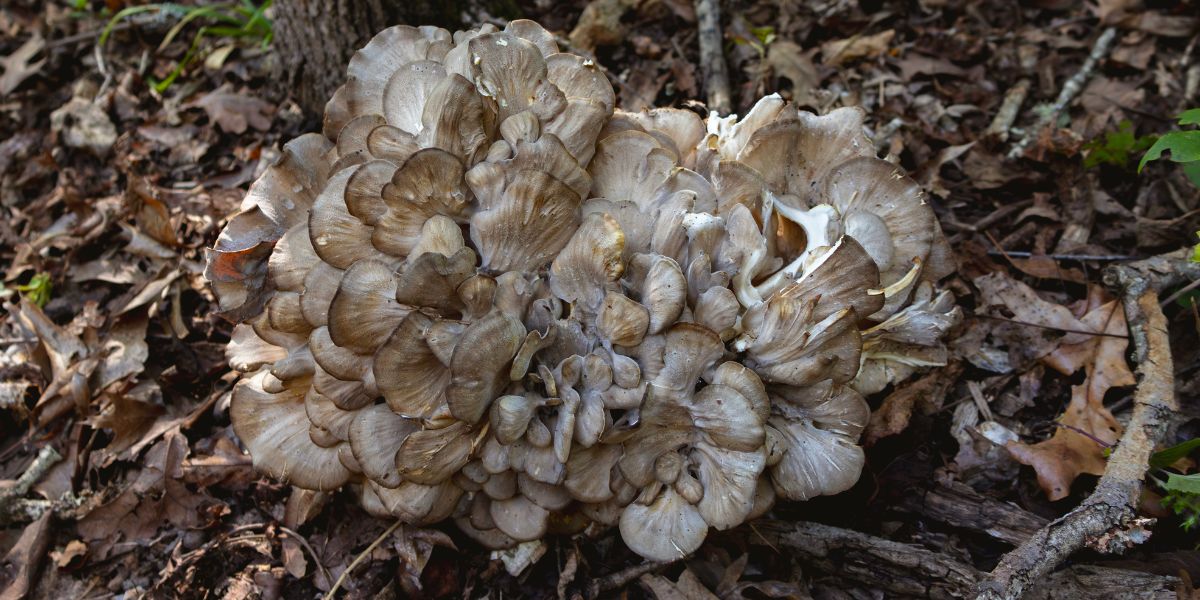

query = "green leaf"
1083;121;1155;169
1151;438;1200;468
1179;108;1200;126
1184;161;1200;189
1139;130;1200;172
13;272;52;307
752;26;776;47
1165;472;1200;495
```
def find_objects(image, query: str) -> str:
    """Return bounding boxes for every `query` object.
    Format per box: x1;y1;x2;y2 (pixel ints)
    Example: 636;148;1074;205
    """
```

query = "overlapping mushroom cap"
207;22;960;562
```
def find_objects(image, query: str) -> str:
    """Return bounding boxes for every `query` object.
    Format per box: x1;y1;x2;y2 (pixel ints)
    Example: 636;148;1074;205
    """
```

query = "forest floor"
1;0;1200;598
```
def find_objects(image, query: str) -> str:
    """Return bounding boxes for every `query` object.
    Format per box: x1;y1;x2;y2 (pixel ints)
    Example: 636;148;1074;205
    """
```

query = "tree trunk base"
272;0;465;118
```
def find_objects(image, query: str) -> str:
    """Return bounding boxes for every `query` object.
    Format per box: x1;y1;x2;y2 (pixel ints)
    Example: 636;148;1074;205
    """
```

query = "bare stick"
973;255;1185;600
1008;27;1117;159
0;445;62;524
985;78;1031;141
694;0;732;115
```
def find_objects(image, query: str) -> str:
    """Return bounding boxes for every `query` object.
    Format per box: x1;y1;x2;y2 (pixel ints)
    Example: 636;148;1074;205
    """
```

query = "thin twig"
45;23;132;50
322;520;403;600
985;250;1135;262
279;526;332;587
971;313;1128;339
694;0;732;114
1008;27;1118;159
1159;275;1200;308
974;254;1183;600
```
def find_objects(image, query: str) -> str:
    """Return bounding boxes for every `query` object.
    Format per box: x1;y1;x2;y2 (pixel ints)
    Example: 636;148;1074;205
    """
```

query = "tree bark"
272;0;464;118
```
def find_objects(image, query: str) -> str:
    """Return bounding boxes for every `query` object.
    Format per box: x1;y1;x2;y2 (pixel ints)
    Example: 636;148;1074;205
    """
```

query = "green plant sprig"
98;1;272;93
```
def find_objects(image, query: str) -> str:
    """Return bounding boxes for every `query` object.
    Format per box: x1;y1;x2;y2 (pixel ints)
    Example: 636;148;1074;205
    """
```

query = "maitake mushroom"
207;21;961;562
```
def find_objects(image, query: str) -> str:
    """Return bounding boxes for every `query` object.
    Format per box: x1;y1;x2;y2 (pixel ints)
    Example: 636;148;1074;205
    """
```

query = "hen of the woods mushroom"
206;20;961;562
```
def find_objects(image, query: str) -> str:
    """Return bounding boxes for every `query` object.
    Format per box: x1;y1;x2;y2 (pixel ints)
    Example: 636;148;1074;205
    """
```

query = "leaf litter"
2;0;1200;598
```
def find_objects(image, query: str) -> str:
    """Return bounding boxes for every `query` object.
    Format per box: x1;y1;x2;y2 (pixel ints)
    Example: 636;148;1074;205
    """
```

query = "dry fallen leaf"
190;86;274;134
0;512;53;600
77;432;219;559
820;29;895;66
975;272;1090;364
1006;293;1134;500
90;388;164;465
50;540;88;569
569;0;637;51
393;527;457;594
640;569;721;600
866;362;963;446
766;41;820;105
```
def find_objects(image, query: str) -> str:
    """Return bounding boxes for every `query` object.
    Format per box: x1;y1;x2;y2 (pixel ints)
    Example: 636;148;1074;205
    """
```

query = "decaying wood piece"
756;520;981;598
694;0;732;114
897;479;1048;546
1030;566;1177;600
755;520;1180;599
586;559;675;599
974;251;1199;600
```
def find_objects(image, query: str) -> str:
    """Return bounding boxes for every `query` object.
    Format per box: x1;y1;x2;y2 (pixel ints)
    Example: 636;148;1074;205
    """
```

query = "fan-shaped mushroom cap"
734;107;873;204
211;17;960;566
821;158;946;292
328;260;412;353
231;372;351;491
446;311;526;423
470;169;582;272
619;488;707;561
374;312;452;418
396;421;473;484
736;287;862;386
207;135;333;318
349;403;417;487
549;213;625;312
367;479;463;524
769;381;869;500
853;282;962;395
324;25;453;138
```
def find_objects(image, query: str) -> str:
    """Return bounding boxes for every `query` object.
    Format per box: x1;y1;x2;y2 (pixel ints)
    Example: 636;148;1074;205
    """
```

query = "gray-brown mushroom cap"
210;18;959;566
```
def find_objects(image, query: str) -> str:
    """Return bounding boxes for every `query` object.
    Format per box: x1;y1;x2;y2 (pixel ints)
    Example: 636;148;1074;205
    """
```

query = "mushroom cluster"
207;20;961;561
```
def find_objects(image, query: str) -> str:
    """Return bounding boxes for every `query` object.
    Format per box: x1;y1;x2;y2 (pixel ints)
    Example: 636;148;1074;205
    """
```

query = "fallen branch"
753;520;1179;598
586;559;676;599
756;520;980;597
694;0;732;115
1008;27;1117;159
897;479;1049;546
0;445;61;525
973;252;1198;600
